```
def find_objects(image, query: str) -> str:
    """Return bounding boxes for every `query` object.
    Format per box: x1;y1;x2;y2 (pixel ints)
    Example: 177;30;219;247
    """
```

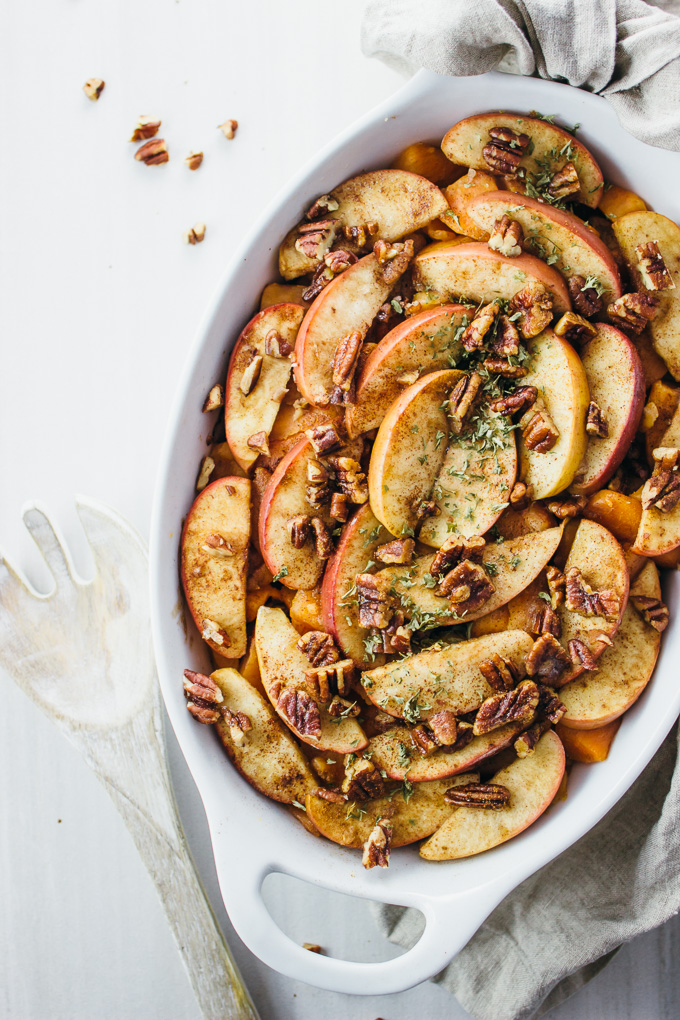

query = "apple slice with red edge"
633;399;680;556
181;476;250;658
441;113;604;208
559;561;662;729
346;304;472;438
255;606;368;754
370;722;525;782
419;729;565;860
413;242;571;313
224;303;304;472
211;668;317;804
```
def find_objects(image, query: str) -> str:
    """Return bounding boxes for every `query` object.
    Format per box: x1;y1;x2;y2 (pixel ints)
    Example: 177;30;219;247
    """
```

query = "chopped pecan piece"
344;222;378;248
303;943;324;954
343;757;386;801
568;275;602;317
489;315;521;357
491;385;538;417
473;680;540;735
631;595;669;632
306;659;356;702
565;567;621;620
306;459;331;508
412;498;441;530
607;292;660;334
416;712;455;749
525;633;570;683
523;410;559;453
223;706;252;746
218;119;238;139
202;383;224;412
373;239;415;285
362;820;392;869
294;219;339;259
536;684;567;724
448;371;483;434
277;688;321;738
330;492;350;522
440;560;495;613
460;301;500;352
480;653;521;692
287;514;311;549
305;193;339;220
636;240;675;291
375;538;415;565
264;329;293;358
546;564;566;608
184;222;206;245
586;401;609;438
330;330;363;404
305;422;343;454
196;455;215;492
546;494;587;519
202;533;235;557
83;77;106;101
327;695;360;717
328;456;369;504
411;724;440;756
510;282;553;339
568;638;597;670
430;534;485;580
298;630;341;668
514;717;552;758
356;573;396;629
488;215;523;257
129;116;160;141
324;248;357;274
529;604;561;639
641;447;680;512
134;138;169;165
239;353;263;396
554;311;598;345
201;619;231;648
376;612;412;654
444;782;510;808
482;126;530;176
314;787;346;803
247;431;269;455
509;480;534;509
548;161;580;200
184;151;203;171
483;356;527;378
183;669;224;725
310;517;334;559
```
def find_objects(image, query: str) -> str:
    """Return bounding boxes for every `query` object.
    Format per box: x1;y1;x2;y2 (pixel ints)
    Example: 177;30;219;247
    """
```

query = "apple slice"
320;503;393;669
305;774;478;849
374;525;564;628
181;476;250;658
361;630;535;721
346;305;472;438
279;169;448;280
419;729;565;860
559;562;662;729
224;303;304;472
370;723;524;782
611;211;680;380
570;324;645;496
294;253;407;407
557;519;629;685
255;606;368;754
368;369;517;546
413;242;571;313
518;329;590;499
211;668;317;804
467;193;622;304
441;114;604;208
633;400;680;556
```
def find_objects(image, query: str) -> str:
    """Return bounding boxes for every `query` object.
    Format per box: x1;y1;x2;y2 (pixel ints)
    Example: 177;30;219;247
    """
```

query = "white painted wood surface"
1;1;679;1017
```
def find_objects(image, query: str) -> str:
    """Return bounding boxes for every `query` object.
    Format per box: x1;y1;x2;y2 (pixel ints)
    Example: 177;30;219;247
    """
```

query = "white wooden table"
1;1;678;1017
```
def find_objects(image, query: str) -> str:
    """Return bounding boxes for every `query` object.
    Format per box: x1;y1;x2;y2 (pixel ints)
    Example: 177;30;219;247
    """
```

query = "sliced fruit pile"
180;111;675;869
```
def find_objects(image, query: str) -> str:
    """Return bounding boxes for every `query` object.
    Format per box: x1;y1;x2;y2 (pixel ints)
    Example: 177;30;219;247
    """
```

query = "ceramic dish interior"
150;69;680;996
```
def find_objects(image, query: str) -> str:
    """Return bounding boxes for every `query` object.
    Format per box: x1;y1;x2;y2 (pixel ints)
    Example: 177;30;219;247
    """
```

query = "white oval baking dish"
150;69;680;996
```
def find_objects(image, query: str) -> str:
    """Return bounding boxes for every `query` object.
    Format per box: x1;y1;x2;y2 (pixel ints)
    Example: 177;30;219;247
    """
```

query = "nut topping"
554;311;598;345
607;292;660;334
479;653;522;692
196;455;215;492
430;534;485;581
202;533;235;556
239;353;263;395
298;631;341;668
525;633;570;683
568;638;597;670
536;684;567;725
314;787;346;804
305;422;343;454
330;492;350;522
342;757;386;801
641;447;680;512
636;240;675;291
568;275;603;318
509;480;534;509
489;315;521;358
184;151;204;171
183;669;223;725
460;301;500;352
429;710;461;747
522;410;560;453
439;560;495;614
331;330;363;403
223;706;253;746
488;215;523;257
483;356;528;378
310;517;334;559
344;222;379;248
546;565;566;608
83;78;105;101
529;604;561;639
327;695;361;717
448;371;483;434
202;384;225;412
247;431;269;455
306;660;357;702
295;219;339;260
306;194;340;220
201;618;231;648
288;514;311;549
565;567;621;620
373;238;415;285
135;138;169;165
444;782;511;808
378;612;412;654
264;329;293;358
130;116;160;141
630;595;669;632
482;126;530;176
305;458;331;509
362;820;392;869
546;494;587;519
586;401;609;438
411;724;440;756
514;717;552;758
375;538;415;565
490;385;538;417
412;498;441;526
184;222;206;245
218;119;238;139
277;688;322;739
356;573;396;629
328;456;369;504
473;679;540;735
548;161;580;200
510;282;553;338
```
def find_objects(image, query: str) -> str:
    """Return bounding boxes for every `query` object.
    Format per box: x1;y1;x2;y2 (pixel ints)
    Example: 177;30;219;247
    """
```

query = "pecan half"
330;492;350;522
479;653;522;692
202;383;225;412
514;717;552;758
430;534;485;580
356;573;396;629
473;680;540;735
325;248;358;274
277;688;322;738
429;710;461;747
362;820;392;869
135;138;169;165
305;193;339;220
607;292;660;334
568;638;597;670
460;301;500;352
489;315;521;357
483;356;527;378
509;480;534;509
264;329;293;358
183;669;223;724
298;630;341;668
331;330;363;403
529;604;561;638
375;538;415;565
342;757;386;801
586;401;609;438
306;660;357;702
306;459;331;508
565;567;621;620
631;595;670;632
239;353;263;395
201;619;231;648
525;634;570;683
488;215;523;257
636;240;675;291
490;385;538;417
444;782;510;808
510;282;553;339
548;161;580;200
287;514;311;549
373;238;415;285
310;517;334;559
482;126;530;176
546;565;566;608
294;219;339;259
411;724;440;756
641;447;680;512
554;311;598;345
523;410;559;453
440;560;495;613
448;371;483;434
328;456;368;504
545;494;587;519
305;422;343;454
568;275;603;318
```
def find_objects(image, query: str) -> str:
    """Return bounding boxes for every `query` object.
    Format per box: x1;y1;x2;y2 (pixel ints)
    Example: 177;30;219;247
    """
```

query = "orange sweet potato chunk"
556;719;622;763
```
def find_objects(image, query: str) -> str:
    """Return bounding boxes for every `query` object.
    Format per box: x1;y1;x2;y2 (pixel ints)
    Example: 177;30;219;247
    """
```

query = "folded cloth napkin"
363;1;680;1015
362;0;680;151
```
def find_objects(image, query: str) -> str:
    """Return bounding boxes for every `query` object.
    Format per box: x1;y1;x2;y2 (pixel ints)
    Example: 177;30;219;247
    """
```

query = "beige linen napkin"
363;1;680;1015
